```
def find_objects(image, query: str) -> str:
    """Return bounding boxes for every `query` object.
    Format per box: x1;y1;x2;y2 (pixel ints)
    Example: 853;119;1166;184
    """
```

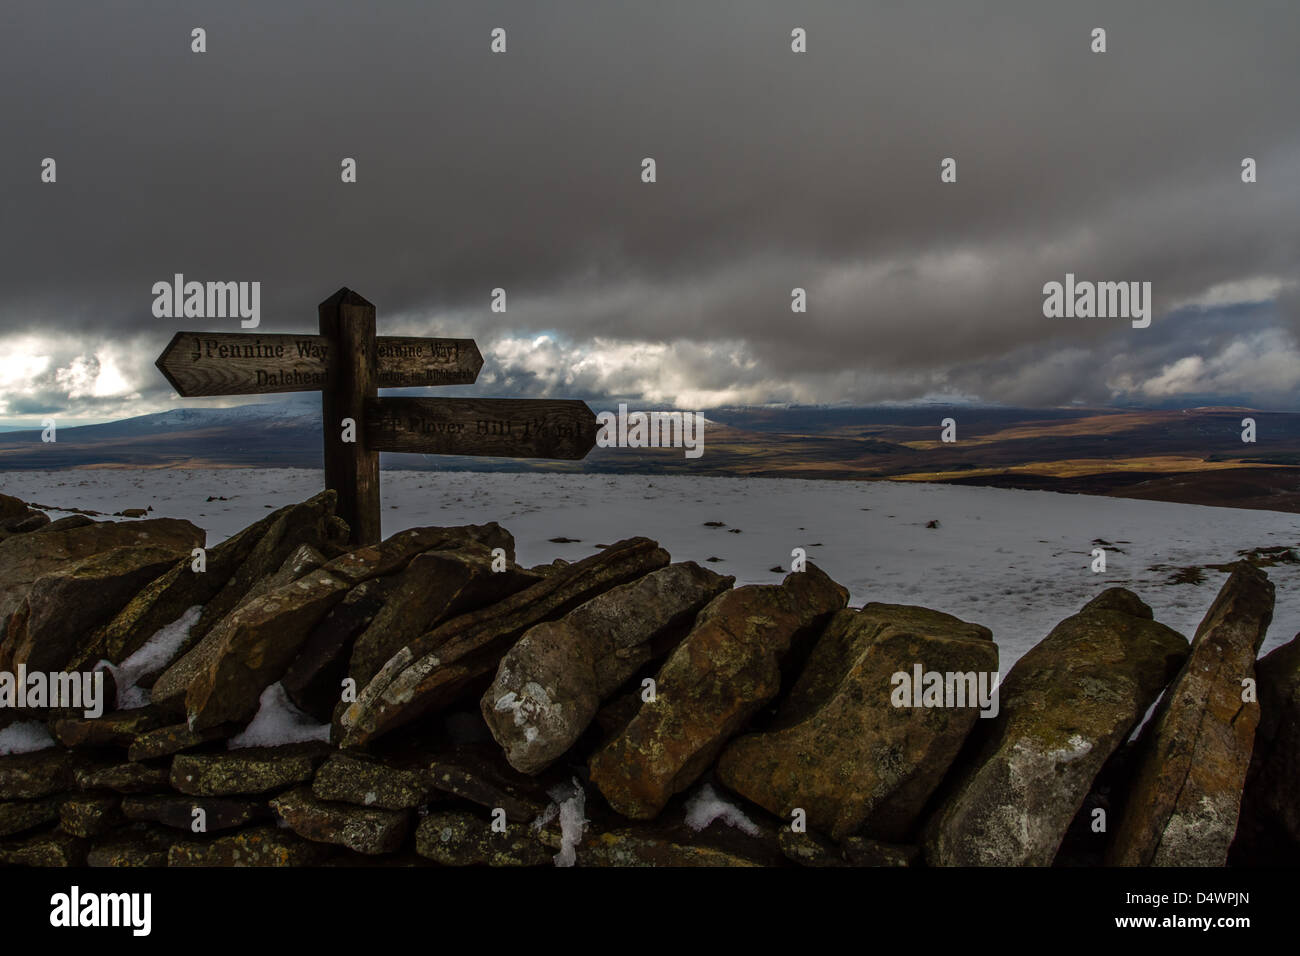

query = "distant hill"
1;401;1298;512
0;403;323;469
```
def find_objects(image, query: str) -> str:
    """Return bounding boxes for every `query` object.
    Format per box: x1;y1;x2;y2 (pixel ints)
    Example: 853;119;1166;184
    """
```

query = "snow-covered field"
2;468;1297;667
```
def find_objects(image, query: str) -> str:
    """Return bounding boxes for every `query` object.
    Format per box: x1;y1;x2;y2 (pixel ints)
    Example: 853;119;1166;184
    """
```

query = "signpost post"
156;287;598;546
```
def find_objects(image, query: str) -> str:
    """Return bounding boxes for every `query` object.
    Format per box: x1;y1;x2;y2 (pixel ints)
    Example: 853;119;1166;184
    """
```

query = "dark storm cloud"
0;0;1297;414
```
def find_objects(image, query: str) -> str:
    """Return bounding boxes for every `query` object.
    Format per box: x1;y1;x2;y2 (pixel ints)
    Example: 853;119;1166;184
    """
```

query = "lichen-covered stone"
0;749;77;799
159;523;513;730
589;565;848;819
347;547;540;688
70;502;296;671
777;829;847;867
53;708;167;749
414;811;551;866
127;722;232;762
0;828;86;866
841;836;920;867
58;794;122;838
186;491;342;646
0;493;34;521
426;747;551;822
1233;631;1300;863
76;761;170;794
1109;563;1273;865
122;794;269;831
579;829;766;867
0;511;50;535
35;515;94;535
774;829;918;866
718;603;995;841
6;546;192;673
482;562;733;774
175;568;351;728
237;543;328;610
311;753;433;810
0;797;62;837
0;517;204;653
923;588;1187;866
282;576;400;721
86;826;177;867
270;786;411;855
167;825;334;866
338;537;671;748
170;745;328;796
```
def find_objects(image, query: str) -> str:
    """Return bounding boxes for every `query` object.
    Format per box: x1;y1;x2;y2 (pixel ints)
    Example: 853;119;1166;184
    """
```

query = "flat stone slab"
415;811;551;866
167;825;334;866
270;786;411;855
311;753;434;810
718;603;995;841
482;562;733;774
170;745;329;796
923;588;1188;866
1109;563;1274;866
122;794;269;832
589;565;848;819
0;797;62;838
0;750;78;799
338;537;671;748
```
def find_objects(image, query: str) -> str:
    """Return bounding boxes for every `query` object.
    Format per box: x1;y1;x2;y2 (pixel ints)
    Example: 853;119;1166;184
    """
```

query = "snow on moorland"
2;468;1296;666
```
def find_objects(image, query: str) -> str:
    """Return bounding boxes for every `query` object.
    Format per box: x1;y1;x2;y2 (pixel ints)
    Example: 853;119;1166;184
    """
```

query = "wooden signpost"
156;287;597;545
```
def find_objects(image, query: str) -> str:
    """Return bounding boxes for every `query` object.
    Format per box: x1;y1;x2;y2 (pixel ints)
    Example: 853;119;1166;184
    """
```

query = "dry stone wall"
0;491;1292;867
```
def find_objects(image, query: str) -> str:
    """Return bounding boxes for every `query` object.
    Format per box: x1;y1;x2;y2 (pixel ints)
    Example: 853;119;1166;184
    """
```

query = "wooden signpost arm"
366;396;597;459
319;288;381;545
154;332;482;396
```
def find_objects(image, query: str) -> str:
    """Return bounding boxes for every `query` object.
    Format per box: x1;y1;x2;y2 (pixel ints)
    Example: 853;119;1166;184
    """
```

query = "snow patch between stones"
685;783;760;836
100;605;203;709
0;720;55;755
228;682;331;749
532;776;588;867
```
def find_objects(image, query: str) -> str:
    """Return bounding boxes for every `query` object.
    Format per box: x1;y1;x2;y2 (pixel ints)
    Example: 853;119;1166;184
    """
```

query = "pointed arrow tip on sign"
156;331;188;396
578;400;598;457
467;341;484;380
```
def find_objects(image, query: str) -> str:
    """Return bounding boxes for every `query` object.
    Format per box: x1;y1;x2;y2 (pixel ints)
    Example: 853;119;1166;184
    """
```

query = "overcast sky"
1;0;1297;423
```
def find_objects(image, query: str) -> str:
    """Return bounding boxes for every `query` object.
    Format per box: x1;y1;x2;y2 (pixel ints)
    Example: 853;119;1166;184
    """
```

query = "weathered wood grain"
320;289;381;546
155;332;481;397
365;397;597;460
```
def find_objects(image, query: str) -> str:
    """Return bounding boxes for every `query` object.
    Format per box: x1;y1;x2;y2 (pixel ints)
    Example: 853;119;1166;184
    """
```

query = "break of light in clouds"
0;0;1297;423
